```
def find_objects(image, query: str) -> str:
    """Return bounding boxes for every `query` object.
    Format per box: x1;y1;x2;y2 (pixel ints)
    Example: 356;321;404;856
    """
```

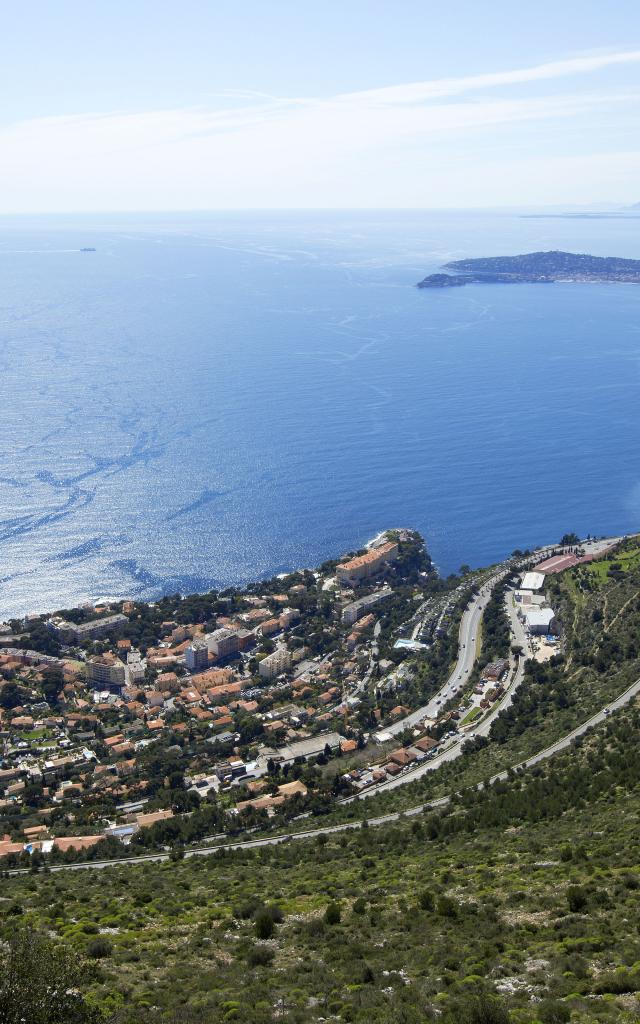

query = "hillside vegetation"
2;543;640;1023
3;700;640;1024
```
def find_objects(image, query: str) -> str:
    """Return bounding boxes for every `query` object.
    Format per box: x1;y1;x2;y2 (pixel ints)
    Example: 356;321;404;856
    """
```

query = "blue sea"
1;209;639;618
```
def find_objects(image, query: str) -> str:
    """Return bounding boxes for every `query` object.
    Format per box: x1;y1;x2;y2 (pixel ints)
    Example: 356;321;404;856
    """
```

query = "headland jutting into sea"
417;249;640;288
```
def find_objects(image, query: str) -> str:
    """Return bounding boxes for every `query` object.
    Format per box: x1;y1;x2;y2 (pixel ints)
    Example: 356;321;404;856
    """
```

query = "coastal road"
357;650;525;796
383;569;508;737
9;540;633;877
16;675;640;875
356;582;531;796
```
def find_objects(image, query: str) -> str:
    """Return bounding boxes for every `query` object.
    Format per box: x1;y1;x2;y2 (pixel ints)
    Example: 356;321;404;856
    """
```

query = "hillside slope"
4;701;640;1023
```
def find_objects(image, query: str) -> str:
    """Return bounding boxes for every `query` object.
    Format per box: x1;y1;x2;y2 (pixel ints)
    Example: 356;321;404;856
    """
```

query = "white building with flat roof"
126;650;146;683
256;731;344;768
185;639;209;672
341;587;393;625
521;571;545;592
86;655;126;688
525;607;557;635
258;646;291;681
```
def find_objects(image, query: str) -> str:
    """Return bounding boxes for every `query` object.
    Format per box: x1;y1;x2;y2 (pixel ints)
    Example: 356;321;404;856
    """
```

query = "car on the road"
603;707;610;715
471;636;475;641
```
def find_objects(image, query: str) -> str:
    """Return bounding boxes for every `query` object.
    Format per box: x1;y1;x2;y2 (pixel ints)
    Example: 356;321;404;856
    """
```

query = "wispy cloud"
1;48;639;211
339;49;640;105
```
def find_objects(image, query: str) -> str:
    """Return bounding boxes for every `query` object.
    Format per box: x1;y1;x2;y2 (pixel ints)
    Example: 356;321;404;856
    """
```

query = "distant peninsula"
417;250;640;289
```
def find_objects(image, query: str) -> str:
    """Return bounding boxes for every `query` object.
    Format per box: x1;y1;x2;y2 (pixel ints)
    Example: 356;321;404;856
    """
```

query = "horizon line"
0;202;635;218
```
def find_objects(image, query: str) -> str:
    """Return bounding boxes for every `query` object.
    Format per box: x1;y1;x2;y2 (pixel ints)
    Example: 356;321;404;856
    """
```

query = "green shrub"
233;897;261;920
267;903;284;924
445;993;511;1023
538;1000;571;1024
0;928;100;1022
566;885;588;912
437;895;458;918
360;962;375;984
246;944;275;967
324;902;341;925
419;889;435;911
593;970;640;995
87;936;112;959
254;910;275;940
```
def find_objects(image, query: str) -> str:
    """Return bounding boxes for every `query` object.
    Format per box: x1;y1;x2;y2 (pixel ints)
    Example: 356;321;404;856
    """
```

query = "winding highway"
383;569;508;737
361;570;549;795
8;538;636;876
12;561;639;877
12;674;638;875
356;648;525;797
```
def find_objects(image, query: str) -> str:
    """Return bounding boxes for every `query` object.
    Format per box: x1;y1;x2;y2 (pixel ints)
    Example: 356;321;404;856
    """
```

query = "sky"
1;0;639;212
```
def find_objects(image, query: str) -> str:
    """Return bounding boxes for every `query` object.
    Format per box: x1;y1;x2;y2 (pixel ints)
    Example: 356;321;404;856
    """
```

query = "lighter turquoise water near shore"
0;210;639;616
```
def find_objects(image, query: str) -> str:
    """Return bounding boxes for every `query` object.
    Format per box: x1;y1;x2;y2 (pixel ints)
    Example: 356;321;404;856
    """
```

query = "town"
0;529;620;865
